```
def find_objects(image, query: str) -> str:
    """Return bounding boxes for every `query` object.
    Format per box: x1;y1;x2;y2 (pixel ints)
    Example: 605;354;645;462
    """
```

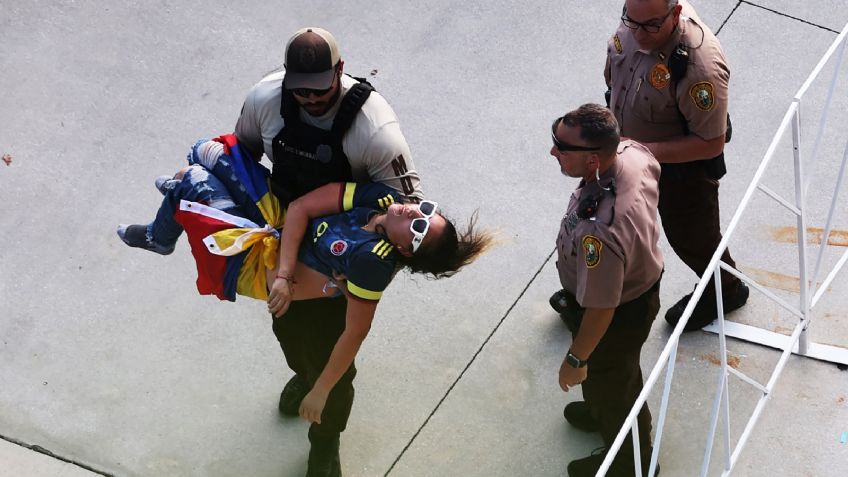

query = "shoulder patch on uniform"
582;235;602;268
649;63;671;89
689;81;715;111
613;34;623;54
330;240;348;256
371;239;394;259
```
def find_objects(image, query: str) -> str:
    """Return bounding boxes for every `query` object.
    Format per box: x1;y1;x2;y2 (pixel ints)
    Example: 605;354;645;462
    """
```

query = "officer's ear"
672;4;683;22
337;59;345;76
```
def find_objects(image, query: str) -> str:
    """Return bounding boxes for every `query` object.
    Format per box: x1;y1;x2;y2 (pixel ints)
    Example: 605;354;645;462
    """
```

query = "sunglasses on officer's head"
551;118;602;152
410;200;438;253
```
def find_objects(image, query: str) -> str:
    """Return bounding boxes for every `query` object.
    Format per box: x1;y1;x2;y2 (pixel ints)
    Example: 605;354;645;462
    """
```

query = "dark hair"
560;103;620;157
399;210;492;279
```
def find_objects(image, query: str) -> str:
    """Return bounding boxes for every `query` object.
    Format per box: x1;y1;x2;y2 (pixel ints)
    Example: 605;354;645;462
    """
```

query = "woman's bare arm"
299;298;378;424
267;183;344;317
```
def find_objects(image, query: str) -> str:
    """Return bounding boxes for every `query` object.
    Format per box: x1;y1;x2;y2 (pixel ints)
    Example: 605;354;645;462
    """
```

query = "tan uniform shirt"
605;0;729;148
555;141;663;308
235;71;423;200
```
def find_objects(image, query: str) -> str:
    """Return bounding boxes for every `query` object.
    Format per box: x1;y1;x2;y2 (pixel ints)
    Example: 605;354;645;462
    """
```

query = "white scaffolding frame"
597;22;848;477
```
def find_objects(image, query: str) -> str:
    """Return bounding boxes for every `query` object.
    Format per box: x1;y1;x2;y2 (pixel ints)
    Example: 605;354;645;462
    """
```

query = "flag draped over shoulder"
174;134;284;302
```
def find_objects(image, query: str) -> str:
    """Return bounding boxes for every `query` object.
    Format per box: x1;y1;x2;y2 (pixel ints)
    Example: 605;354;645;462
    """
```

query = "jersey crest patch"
650;63;671;89
582;235;602;268
613;34;623;54
689;81;715;111
330;240;349;256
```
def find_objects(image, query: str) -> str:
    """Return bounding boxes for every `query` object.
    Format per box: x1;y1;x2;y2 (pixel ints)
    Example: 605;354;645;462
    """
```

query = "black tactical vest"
271;77;374;207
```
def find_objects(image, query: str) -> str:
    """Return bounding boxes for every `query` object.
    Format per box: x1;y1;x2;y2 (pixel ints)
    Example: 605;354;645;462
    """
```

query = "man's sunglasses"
621;7;674;33
410;200;438;253
290;69;340;98
551;118;602;152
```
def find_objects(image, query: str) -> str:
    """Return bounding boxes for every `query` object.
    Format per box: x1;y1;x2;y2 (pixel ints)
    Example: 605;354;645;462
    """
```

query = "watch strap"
566;351;588;368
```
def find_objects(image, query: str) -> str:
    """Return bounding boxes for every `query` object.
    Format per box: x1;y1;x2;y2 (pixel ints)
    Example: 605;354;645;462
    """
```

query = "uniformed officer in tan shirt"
604;0;748;332
551;104;663;477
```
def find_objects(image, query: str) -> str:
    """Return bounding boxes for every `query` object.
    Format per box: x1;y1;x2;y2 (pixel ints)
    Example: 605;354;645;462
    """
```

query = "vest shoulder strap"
331;80;375;139
280;86;299;122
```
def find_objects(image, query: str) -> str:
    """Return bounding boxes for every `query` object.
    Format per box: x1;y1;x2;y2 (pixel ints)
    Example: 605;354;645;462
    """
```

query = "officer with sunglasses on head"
230;27;424;477
599;0;749;332
551;104;663;477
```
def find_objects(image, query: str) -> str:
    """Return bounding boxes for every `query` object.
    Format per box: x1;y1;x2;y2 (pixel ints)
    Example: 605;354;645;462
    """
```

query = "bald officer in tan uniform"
605;0;748;332
552;104;663;477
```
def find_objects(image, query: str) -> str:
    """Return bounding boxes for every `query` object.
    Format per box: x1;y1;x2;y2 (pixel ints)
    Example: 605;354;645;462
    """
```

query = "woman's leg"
187;139;267;226
118;164;242;254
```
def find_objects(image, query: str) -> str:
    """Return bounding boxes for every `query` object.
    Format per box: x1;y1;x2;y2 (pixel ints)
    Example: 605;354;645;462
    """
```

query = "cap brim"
284;69;336;90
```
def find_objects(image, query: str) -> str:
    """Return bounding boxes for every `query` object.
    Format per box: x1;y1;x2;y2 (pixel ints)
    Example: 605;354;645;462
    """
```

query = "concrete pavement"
2;1;847;475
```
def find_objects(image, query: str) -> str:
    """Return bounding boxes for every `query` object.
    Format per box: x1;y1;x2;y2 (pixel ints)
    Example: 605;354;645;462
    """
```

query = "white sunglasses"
410;200;439;253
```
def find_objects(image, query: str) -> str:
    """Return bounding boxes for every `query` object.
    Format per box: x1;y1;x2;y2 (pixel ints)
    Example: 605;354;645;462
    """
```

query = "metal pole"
648;347;676;477
701;269;731;476
810;133;848;306
631;420;642;477
715;270;732;472
795;22;848;99
723;321;806;474
802;24;847;198
808;34;848;288
791;103;810;355
700;352;726;477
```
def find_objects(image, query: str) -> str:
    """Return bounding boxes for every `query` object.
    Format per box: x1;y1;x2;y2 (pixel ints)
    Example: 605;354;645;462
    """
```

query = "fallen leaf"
2;153;11;166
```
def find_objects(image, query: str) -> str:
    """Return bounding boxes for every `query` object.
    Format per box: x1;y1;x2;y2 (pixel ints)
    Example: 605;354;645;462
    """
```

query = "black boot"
306;427;341;477
567;447;659;477
563;401;601;432
665;282;749;332
279;374;310;416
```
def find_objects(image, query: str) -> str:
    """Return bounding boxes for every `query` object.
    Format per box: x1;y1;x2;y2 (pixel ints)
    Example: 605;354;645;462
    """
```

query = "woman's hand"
299;388;329;424
268;276;294;318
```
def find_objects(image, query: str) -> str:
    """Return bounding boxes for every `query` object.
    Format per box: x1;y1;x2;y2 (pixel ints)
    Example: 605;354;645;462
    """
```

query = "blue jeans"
147;139;266;247
148;164;242;246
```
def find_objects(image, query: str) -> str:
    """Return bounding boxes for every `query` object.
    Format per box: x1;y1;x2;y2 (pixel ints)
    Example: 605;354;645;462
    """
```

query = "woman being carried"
117;134;491;425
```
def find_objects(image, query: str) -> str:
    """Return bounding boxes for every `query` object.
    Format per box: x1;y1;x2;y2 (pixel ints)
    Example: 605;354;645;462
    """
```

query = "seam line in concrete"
0;434;113;476
715;1;743;35
739;0;840;33
383;248;557;476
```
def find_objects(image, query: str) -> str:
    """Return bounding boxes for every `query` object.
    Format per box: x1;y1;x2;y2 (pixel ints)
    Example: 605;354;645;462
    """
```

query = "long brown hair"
398;210;493;278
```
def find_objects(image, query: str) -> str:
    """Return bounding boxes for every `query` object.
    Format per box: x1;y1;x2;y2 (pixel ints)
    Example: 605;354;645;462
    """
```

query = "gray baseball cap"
284;27;341;90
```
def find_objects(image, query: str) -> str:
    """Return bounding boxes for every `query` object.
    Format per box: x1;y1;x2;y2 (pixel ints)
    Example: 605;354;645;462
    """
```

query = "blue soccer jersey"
298;183;404;302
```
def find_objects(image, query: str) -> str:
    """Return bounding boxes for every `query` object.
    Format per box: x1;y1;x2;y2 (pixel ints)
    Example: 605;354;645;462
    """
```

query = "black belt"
562;274;662;326
661;154;726;181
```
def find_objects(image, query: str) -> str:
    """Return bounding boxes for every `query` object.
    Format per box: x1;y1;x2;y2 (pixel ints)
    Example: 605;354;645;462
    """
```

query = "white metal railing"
597;21;848;477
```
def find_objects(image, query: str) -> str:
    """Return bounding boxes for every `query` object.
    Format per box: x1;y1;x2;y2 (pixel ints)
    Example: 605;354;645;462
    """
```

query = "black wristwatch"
565;351;588;368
